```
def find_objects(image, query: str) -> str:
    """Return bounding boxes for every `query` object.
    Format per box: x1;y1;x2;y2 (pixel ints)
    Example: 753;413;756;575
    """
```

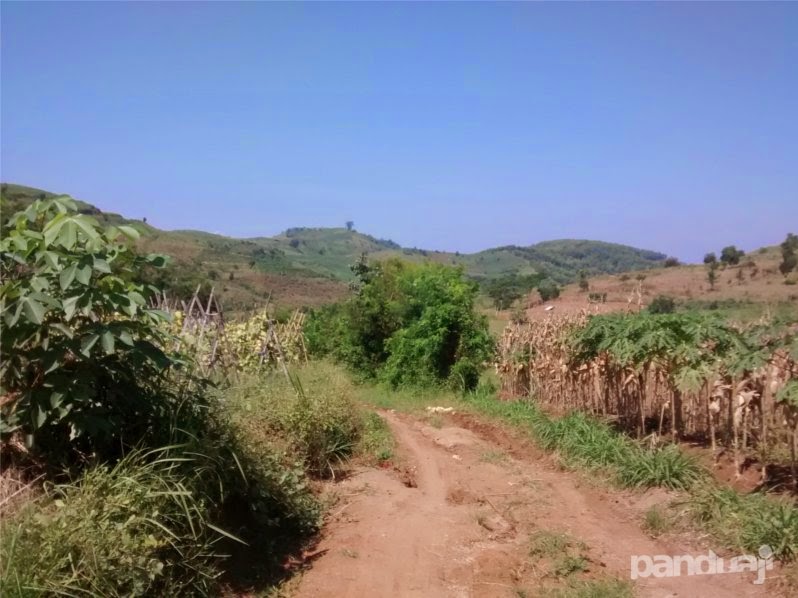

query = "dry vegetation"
515;246;796;323
497;311;798;492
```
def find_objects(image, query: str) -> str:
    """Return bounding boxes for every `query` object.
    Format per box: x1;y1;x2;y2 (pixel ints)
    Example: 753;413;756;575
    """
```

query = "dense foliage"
306;259;494;391
537;279;561;302
0;196;176;459
646;295;676;314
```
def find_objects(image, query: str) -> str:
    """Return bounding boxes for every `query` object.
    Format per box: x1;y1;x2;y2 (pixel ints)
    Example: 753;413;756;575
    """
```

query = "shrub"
578;270;589;292
647;295;676;314
780;233;797;275
0;196;175;461
537;280;561;302
484;273;543;310
307;259;494;390
663;257;680;267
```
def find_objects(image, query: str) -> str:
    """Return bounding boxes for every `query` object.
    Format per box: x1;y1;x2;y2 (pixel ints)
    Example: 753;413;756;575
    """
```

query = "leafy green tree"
0;197;173;457
703;252;717;265
537;280;561;302
663;257;680;268
485;278;523;310
345;220;354;231
720;245;744;266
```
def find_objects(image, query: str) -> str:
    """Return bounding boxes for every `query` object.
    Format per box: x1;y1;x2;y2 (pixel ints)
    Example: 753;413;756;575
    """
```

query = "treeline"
305;257;494;391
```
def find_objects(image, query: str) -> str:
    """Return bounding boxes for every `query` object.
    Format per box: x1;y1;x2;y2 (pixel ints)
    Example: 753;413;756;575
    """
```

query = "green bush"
537;280;561;302
720;245;745;266
483;273;543;310
307;259;494;390
647;295;676;314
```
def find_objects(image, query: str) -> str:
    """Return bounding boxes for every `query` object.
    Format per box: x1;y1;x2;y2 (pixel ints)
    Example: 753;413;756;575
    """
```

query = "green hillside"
1;183;668;309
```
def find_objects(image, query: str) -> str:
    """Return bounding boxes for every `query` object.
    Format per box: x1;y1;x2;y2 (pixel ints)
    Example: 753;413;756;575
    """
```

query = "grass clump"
641;505;672;538
544;578;634;598
1;445;235;597
529;529;589;579
225;363;365;478
688;484;798;561
358;411;395;464
462;392;703;491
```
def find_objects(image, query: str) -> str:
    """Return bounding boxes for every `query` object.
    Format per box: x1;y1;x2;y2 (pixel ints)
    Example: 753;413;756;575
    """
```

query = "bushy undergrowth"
0;365;375;596
0;200;378;595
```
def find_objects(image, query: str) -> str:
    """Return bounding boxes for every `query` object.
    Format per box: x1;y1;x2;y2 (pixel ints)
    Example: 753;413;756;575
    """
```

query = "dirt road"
294;411;776;597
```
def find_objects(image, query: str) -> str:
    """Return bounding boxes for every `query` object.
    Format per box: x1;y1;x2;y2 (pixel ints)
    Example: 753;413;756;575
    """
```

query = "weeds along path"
294;411;772;598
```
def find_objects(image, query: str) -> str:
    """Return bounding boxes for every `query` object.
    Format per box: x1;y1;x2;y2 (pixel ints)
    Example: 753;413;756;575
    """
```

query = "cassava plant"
0;196;174;459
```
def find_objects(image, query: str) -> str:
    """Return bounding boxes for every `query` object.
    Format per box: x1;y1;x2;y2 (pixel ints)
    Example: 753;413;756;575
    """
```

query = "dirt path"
294;411;777;598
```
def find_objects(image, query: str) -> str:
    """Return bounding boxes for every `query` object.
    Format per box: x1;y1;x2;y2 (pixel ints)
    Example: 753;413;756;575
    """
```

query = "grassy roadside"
355;373;798;564
0;362;390;597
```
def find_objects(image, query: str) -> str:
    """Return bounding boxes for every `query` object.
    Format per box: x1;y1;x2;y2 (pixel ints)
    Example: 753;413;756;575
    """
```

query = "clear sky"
2;2;796;261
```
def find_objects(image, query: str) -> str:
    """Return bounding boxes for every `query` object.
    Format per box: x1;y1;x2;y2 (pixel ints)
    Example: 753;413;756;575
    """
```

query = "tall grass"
0;363;374;595
1;445;231;597
461;386;704;491
223;363;365;478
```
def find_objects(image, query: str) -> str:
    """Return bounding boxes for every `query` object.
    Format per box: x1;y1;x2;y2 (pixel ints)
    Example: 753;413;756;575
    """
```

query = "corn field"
497;311;798;486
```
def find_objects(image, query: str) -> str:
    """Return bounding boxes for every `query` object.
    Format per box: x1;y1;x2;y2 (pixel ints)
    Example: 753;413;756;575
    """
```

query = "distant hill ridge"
2;182;668;308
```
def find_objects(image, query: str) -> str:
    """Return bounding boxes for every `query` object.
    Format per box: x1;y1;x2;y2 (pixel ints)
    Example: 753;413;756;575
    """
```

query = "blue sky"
2;2;796;261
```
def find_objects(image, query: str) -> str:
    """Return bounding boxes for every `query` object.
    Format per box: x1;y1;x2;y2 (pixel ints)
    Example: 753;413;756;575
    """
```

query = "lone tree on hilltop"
704;252;717;265
346;220;354;231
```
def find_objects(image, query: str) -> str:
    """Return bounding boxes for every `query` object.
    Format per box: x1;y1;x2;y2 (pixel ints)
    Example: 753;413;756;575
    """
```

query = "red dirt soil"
293;411;782;597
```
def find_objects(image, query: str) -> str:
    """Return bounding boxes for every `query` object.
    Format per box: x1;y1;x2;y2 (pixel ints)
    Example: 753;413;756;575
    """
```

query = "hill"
1;183;669;311
513;244;797;324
